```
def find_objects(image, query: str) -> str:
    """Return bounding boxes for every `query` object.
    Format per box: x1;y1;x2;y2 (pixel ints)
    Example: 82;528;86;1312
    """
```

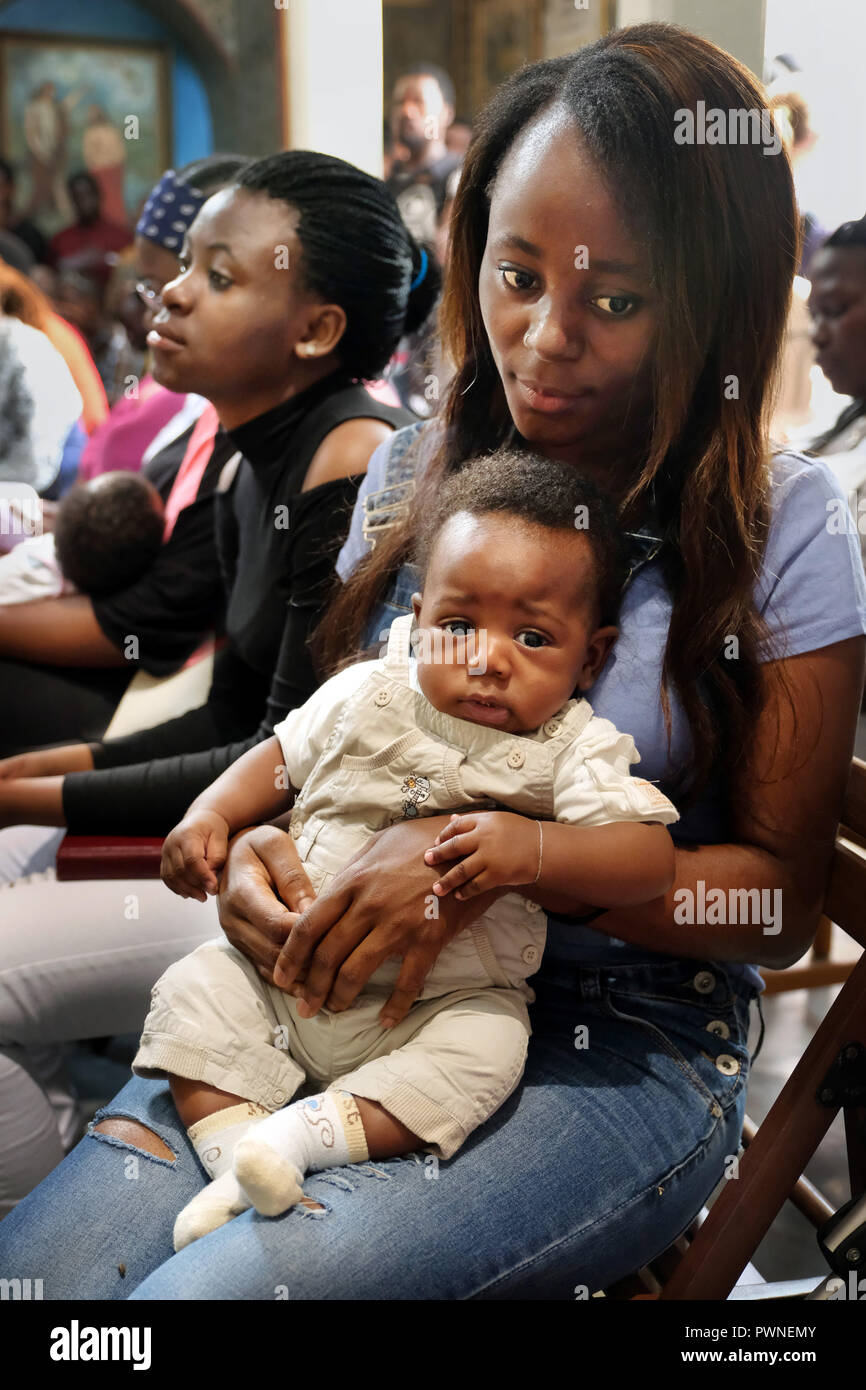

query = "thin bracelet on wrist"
532;820;543;884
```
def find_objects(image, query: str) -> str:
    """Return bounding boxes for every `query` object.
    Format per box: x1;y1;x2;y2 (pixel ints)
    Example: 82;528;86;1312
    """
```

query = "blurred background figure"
82;105;128;229
382;120;409;182
0;258;107;446
49;171;130;283
386;62;461;247
445;117;472;159
0;157;48;265
52;266;143;407
805;218;866;569
22;79;80;224
384;62;462;419
769;87;827;277
0;293;82;495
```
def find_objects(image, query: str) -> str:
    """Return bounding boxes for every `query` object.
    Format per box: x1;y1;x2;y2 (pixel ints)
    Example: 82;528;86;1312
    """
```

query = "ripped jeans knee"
88;1110;178;1169
294;1153;423;1217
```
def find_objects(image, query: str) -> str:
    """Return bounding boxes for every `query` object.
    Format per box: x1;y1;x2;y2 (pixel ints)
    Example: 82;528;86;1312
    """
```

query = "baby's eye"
209;269;232;291
500;267;536;292
442;619;475;636
515;630;549;649
592;294;636;317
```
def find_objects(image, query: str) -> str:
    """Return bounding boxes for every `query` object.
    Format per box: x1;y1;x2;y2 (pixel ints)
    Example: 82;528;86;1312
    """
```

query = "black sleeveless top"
64;373;411;833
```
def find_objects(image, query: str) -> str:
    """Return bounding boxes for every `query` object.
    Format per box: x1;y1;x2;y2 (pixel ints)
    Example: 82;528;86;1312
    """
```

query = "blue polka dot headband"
135;169;209;252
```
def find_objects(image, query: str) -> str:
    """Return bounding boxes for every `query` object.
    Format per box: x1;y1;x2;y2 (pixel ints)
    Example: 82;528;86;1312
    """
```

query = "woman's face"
479;111;657;478
147;187;342;427
808;245;866;400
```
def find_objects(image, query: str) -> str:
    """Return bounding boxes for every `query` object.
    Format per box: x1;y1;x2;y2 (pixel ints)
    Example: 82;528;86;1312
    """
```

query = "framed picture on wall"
0;33;171;235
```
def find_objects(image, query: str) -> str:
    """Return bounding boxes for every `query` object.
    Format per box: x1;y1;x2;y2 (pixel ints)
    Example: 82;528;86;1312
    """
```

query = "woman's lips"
147;327;186;352
459;697;511;727
514;377;590;414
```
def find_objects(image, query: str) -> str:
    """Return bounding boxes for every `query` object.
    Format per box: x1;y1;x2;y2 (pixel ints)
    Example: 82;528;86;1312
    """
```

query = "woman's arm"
0;596;126;666
45;424;382;836
0;774;65;826
61;476;367;835
218;636;863;1025
219;813;504;1025
564;636;865;970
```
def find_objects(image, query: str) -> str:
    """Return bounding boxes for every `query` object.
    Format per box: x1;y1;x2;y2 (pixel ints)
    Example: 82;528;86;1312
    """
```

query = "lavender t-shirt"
338;429;866;992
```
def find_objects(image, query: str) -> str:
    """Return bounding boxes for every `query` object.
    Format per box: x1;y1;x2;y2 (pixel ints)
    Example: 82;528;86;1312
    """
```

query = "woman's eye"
516;630;549;649
500;267;536;292
209;270;232;291
593;294;636;317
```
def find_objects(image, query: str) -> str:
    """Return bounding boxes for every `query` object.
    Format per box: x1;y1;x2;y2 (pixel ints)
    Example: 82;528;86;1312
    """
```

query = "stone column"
277;0;384;176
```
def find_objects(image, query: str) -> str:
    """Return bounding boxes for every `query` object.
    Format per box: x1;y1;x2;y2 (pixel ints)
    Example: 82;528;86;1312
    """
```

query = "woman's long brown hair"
318;23;800;808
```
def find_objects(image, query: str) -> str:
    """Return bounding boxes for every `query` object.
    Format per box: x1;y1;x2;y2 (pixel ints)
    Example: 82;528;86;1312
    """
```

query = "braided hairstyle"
174;154;252;195
235;150;441;381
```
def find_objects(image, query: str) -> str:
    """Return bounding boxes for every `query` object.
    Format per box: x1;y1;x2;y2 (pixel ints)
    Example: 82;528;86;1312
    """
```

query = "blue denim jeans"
0;955;757;1300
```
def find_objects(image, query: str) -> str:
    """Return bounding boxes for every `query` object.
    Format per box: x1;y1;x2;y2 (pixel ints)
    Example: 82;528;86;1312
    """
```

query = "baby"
137;448;679;1250
0;471;165;603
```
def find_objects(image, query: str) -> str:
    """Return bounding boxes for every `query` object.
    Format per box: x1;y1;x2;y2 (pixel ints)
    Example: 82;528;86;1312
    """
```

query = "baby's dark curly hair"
412;448;630;626
54;471;165;598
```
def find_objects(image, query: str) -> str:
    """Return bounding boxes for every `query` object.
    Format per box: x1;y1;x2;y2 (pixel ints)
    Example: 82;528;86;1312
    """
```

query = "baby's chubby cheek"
417;660;461;713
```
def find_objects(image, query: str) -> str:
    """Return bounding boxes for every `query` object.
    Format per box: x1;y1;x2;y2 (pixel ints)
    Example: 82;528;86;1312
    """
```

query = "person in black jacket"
0;149;437;1213
0;150;436;833
0;155;250;753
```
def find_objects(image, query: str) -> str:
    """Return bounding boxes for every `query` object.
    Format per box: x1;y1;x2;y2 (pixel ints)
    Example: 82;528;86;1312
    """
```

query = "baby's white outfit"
134;614;678;1159
0;533;70;604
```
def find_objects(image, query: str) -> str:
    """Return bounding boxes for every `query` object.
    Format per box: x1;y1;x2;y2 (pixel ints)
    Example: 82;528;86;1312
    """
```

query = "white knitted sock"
234;1089;369;1217
173;1101;269;1252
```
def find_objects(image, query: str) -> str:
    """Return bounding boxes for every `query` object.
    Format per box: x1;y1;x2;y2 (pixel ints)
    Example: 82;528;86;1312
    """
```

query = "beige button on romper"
134;614;678;1159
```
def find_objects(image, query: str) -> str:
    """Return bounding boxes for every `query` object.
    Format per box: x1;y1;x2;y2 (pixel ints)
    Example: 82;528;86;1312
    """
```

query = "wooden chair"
55;761;866;1300
605;757;866;1299
760;912;856;995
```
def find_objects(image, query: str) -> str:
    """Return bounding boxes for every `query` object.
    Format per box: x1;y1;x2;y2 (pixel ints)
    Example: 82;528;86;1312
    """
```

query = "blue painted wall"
0;0;213;163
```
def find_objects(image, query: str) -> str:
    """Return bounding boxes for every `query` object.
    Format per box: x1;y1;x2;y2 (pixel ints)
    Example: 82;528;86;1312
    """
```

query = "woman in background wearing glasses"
0;157;249;756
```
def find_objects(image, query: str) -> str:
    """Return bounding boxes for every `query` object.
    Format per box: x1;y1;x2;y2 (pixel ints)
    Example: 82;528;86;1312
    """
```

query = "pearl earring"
523;329;532;348
300;343;316;357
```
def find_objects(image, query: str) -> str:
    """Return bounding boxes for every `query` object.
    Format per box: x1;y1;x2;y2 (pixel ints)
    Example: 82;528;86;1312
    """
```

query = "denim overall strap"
361;420;428;549
381;611;416;680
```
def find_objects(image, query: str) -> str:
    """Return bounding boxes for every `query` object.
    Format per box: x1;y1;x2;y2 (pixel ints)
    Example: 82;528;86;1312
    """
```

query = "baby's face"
412;512;618;734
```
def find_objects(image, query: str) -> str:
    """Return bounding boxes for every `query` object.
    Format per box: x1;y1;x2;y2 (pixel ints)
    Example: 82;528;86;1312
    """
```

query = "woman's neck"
520;430;651;514
212;361;346;433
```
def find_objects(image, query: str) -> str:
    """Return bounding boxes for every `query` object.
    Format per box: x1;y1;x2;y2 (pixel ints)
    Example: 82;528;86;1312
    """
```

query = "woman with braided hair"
0;149;432;1212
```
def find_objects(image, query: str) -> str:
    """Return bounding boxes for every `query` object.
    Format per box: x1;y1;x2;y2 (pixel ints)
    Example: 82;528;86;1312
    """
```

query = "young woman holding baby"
1;23;864;1298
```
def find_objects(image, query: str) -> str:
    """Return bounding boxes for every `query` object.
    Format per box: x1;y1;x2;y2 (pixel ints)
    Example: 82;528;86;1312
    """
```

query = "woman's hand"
0;744;94;780
161;810;232;901
217;824;317;985
272;814;505;1028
